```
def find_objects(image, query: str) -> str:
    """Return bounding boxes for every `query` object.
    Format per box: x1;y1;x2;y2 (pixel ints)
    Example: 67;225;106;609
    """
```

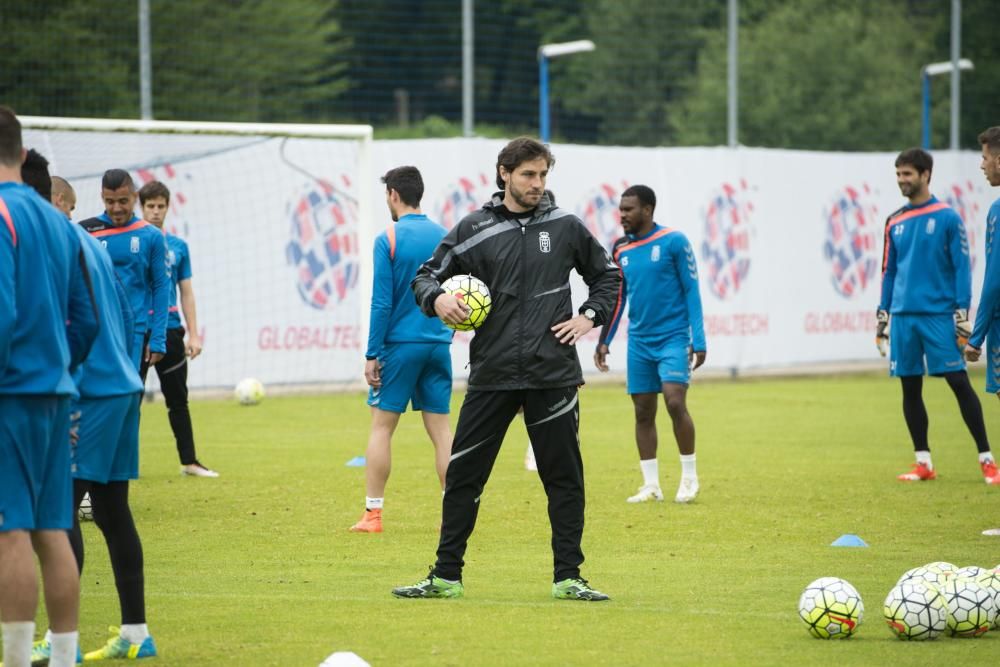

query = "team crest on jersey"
538;231;551;253
650;244;661;262
925;218;935;234
130;236;140;253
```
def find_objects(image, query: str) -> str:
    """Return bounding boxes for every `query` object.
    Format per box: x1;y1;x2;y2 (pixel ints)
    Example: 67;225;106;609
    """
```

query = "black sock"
900;376;929;452
944;371;991;454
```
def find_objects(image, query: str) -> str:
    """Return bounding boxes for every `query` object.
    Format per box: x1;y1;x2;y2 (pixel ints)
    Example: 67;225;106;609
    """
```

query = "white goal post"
20;116;375;392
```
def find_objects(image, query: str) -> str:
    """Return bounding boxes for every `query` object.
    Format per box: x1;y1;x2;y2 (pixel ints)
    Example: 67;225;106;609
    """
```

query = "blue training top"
79;213;170;354
0;182;99;396
71;226;143;398
365;213;452;360
879;196;971;315
165;233;192;330
970;197;1000;349
602;223;706;351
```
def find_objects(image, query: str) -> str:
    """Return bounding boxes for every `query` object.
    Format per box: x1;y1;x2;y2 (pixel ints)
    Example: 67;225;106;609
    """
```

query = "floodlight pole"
138;0;153;119
920;58;973;149
538;40;595;143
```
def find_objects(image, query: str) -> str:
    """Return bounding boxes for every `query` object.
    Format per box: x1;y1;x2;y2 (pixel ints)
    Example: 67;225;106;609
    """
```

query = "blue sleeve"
66;245;100;372
114;273;135;353
676;236;706;351
148;230;170;353
365;234;393;359
177;239;192;281
878;226;896;311
951;215;972;310
0;221;15;375
601;271;627;347
970;215;999;348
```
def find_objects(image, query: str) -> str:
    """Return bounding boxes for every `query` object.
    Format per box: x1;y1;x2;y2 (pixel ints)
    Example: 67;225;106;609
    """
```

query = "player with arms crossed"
965;127;1000;404
350;166;454;533
877;148;998;484
80;170;169;382
139;180;218;478
595;185;707;503
395;137;621;601
0;107;98;667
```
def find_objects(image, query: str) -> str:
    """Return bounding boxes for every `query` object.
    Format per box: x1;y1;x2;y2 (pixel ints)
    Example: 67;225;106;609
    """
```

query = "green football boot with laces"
552;577;610;601
392;570;464;599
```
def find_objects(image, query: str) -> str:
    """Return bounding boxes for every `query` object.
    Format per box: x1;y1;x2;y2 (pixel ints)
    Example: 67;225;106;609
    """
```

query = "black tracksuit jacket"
412;191;621;391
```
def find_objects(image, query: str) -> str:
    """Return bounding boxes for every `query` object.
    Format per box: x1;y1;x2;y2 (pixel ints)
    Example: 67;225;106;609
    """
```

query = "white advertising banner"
23;130;992;389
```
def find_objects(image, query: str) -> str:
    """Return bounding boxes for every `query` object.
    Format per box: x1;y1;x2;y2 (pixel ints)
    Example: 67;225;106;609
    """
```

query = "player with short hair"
80;169;170;382
138;180;218;478
1;106;99;667
964;127;1000;402
595;184;707;504
51;176;77;219
350;166;453;533
877;147;997;484
396;137;621;601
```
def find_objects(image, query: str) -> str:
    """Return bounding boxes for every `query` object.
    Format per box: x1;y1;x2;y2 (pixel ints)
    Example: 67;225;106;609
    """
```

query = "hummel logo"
472;219;496;231
548;396;568;412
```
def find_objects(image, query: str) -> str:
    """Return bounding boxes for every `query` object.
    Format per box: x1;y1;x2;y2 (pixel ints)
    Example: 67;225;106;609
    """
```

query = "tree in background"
671;0;943;150
0;0;350;123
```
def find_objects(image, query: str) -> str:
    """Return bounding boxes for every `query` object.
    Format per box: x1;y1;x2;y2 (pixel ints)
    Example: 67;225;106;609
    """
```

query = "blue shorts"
367;342;452;414
889;313;966;377
71;393;141;483
0;395;73;531
627;339;691;394
986;319;1000;394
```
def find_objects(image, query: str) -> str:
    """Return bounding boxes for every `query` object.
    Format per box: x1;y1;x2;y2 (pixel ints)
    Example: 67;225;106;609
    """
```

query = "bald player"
51;177;76;220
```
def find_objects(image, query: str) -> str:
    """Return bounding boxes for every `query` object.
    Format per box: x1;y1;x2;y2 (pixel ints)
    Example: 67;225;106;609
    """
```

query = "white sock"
915;450;932;467
680;453;697;479
2;621;35;667
979;451;994;464
120;624;149;644
365;497;383;510
639;458;659;487
49;631;79;667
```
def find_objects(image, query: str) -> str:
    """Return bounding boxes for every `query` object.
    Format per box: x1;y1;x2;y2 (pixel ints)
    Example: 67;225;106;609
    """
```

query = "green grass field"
12;371;1000;665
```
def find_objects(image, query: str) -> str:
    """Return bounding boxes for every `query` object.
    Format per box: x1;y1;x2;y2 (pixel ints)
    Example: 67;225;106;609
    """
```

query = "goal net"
21;116;374;393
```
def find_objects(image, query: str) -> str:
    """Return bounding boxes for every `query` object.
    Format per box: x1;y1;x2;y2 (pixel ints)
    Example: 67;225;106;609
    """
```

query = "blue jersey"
0;182;98;396
80;213;170;354
970;197;1000;349
879;197;971;315
602;224;706;351
165;233;192;330
71;226;143;398
365;213;451;359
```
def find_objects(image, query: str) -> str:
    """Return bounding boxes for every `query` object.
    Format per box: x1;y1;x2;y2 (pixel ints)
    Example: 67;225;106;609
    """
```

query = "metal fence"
2;0;997;149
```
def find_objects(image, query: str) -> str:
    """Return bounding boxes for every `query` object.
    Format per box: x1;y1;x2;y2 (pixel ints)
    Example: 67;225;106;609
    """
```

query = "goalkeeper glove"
875;309;889;357
954;308;972;349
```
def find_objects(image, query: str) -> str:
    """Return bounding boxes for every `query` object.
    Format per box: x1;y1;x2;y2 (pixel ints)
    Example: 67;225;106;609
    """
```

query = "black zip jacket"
412;191;621;390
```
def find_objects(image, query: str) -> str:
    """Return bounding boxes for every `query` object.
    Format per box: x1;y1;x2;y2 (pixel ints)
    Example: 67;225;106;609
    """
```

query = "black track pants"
433;386;586;582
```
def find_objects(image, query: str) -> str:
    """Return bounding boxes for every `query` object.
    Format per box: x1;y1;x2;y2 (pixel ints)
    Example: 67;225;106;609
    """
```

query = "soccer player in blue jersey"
594;185;707;504
139;180;218;478
350;166;453;533
965;127;1000;406
20;155;158;662
877;148;998;485
0;107;99;667
79;169;170;383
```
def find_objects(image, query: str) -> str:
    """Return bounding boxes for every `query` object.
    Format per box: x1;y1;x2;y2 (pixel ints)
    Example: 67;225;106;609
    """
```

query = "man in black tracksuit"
392;137;621;602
